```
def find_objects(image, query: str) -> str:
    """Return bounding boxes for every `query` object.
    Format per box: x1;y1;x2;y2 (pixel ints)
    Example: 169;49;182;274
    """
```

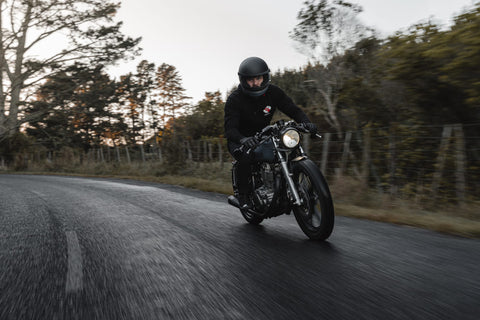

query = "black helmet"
238;57;271;97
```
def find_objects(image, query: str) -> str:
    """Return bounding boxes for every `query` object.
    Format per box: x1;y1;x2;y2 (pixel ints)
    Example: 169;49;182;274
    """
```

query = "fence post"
186;141;192;161
361;129;371;186
388;129;397;196
453;124;466;204
99;147;105;162
339;131;352;176
158;147;163;163
208;142;213;161
431;124;453;199
321;132;330;174
140;144;146;163
218;140;223;168
203;140;208;162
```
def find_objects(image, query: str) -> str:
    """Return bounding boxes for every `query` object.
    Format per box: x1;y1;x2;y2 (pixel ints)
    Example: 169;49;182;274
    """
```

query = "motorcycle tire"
292;159;334;241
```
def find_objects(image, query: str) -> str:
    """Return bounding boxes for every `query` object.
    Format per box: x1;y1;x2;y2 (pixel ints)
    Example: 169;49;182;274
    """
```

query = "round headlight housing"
282;129;300;148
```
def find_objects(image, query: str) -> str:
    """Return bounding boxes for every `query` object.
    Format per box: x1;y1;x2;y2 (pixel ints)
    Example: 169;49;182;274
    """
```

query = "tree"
26;64;123;150
175;91;224;140
290;0;371;62
155;63;190;130
135;60;158;142
0;0;140;140
426;4;480;111
379;21;474;125
117;73;144;145
290;0;373;137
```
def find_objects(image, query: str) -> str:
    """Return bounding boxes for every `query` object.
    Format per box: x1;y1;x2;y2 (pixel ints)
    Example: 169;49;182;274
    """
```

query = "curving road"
0;174;479;320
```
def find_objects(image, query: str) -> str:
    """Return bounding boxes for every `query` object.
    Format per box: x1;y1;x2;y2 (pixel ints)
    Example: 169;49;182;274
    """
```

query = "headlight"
282;129;300;148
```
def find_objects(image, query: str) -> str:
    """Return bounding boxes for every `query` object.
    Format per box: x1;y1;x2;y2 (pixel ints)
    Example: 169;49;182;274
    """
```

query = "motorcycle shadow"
232;222;338;254
223;224;344;294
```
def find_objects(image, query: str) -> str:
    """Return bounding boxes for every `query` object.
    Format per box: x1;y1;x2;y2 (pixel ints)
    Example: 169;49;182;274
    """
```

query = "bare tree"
303;60;347;136
291;0;369;62
0;0;140;139
291;0;372;136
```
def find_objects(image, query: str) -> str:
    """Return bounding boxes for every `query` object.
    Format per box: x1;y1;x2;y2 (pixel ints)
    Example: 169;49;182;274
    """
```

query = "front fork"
273;139;303;206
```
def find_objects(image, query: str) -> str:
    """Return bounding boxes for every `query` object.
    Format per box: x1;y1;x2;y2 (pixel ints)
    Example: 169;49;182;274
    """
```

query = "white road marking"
65;231;83;293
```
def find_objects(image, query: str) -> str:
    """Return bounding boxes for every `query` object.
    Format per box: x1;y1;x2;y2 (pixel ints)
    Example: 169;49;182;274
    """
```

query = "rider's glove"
240;136;258;149
303;122;318;135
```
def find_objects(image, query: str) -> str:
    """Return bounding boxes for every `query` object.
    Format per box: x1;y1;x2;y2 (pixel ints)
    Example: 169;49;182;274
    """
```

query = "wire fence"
1;123;479;205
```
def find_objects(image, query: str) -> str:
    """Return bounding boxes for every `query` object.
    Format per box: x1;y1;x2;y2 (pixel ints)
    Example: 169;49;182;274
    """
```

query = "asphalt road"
0;174;478;320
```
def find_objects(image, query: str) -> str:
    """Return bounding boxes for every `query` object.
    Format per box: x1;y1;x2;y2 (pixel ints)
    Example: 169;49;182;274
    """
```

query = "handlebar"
233;121;321;157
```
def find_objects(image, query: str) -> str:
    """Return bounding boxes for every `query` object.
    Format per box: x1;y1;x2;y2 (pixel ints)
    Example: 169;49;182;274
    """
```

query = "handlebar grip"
233;145;252;158
233;147;244;158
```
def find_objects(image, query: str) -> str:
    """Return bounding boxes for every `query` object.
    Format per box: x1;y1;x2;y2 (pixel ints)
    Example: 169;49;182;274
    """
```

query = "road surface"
0;174;478;319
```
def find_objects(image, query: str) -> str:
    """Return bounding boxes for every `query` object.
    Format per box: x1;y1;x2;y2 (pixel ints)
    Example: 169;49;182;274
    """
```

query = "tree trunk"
140;144;146;163
4;2;32;138
115;146;121;162
125;146;131;164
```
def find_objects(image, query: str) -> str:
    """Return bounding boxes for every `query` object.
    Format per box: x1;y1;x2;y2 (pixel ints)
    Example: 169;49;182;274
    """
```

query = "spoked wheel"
292;159;334;240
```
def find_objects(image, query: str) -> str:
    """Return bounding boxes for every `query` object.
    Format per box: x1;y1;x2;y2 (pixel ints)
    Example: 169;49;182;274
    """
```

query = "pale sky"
108;0;476;103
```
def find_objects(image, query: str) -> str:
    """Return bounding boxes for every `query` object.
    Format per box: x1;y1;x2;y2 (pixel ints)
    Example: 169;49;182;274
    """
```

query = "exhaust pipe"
228;195;240;208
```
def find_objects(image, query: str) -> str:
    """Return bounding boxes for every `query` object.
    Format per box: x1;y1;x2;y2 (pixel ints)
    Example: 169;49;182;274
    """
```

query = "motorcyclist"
224;56;317;209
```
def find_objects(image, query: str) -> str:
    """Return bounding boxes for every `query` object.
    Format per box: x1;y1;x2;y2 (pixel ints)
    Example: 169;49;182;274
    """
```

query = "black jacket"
224;84;310;144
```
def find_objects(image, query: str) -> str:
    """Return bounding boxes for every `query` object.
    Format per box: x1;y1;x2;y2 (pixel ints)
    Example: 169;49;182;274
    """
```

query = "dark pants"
228;140;275;194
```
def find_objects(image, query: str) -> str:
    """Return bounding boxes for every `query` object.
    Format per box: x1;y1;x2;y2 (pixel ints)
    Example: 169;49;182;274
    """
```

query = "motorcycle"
228;120;334;241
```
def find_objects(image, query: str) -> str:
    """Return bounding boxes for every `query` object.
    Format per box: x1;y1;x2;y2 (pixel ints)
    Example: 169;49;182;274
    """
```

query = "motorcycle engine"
252;185;274;213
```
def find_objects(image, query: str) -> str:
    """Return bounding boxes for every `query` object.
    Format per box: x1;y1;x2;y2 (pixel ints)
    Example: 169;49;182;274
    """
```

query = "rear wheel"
292;160;334;240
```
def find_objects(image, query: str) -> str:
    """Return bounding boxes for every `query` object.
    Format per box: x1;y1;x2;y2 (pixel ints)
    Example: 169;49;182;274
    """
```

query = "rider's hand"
303;122;318;135
240;136;258;149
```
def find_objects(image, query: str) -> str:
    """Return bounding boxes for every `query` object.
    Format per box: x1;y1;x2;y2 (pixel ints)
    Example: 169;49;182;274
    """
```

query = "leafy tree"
379;21;474;125
271;68;309;111
155;63;190;129
135;60;158;142
425;4;480;112
175;91;224;140
117;73;145;145
26;64;122;151
0;0;140;140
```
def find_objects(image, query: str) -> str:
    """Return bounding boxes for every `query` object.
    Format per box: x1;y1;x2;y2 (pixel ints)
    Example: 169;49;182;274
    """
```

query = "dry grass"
335;204;480;238
2;161;479;238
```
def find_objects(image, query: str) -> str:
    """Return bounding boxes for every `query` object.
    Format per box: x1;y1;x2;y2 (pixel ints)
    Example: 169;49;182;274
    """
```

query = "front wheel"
292;159;334;241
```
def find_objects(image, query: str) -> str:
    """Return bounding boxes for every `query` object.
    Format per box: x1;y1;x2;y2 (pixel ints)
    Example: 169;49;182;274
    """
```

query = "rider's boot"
238;193;251;210
232;161;252;210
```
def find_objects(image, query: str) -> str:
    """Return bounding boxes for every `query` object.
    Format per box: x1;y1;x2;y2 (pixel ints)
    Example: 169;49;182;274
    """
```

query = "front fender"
291;155;307;162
